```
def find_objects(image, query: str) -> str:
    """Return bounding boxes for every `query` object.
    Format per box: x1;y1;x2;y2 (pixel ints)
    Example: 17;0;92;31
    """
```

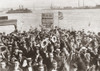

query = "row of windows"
42;13;54;19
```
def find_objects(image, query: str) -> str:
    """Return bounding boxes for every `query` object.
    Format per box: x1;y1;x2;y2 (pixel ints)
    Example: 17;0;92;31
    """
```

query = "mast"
51;3;53;9
22;5;23;9
78;0;80;7
19;5;20;9
50;0;53;9
83;0;84;7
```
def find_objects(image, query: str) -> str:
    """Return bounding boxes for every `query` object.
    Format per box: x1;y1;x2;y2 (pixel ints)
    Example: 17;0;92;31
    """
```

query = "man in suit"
34;56;47;71
0;60;10;71
23;58;34;71
11;60;23;71
49;60;58;71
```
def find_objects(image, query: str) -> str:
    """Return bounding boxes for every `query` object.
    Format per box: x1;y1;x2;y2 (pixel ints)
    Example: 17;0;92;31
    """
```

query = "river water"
0;9;100;34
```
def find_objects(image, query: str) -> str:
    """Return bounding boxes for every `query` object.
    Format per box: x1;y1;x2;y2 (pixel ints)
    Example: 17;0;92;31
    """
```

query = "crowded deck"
0;26;100;71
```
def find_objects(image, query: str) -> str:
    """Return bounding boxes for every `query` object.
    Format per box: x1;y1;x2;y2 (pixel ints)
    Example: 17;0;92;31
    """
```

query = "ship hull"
6;11;32;14
6;9;32;14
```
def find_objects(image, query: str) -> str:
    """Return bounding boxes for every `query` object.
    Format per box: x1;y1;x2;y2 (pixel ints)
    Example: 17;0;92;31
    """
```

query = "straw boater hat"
18;50;23;54
38;65;44;70
55;49;61;54
52;60;57;65
27;58;32;62
79;47;87;52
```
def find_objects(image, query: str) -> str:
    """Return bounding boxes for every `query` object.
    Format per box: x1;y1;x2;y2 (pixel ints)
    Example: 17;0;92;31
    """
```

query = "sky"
0;0;100;9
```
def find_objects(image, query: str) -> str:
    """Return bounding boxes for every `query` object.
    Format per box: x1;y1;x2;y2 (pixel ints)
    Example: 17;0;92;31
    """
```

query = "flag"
58;11;63;20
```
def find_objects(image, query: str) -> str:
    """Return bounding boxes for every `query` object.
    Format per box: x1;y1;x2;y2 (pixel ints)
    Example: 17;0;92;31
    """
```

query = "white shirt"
52;69;57;71
28;67;33;71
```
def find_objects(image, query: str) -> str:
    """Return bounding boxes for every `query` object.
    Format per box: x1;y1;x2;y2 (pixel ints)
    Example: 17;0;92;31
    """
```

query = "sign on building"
41;13;54;29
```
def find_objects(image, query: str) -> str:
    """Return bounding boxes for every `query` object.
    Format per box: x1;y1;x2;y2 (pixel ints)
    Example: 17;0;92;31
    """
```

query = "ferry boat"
6;5;32;14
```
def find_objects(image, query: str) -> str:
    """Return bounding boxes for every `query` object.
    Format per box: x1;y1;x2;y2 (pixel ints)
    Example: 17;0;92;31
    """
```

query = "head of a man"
49;53;53;58
48;53;54;62
0;54;3;62
52;60;57;69
38;65;44;71
38;56;43;65
1;60;7;69
27;58;32;67
14;60;20;67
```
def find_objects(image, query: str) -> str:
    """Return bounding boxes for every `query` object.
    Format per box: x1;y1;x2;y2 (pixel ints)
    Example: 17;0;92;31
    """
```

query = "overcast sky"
0;0;100;8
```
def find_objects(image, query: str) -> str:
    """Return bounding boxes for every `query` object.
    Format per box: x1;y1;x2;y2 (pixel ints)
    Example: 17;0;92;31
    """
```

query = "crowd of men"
0;26;100;71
